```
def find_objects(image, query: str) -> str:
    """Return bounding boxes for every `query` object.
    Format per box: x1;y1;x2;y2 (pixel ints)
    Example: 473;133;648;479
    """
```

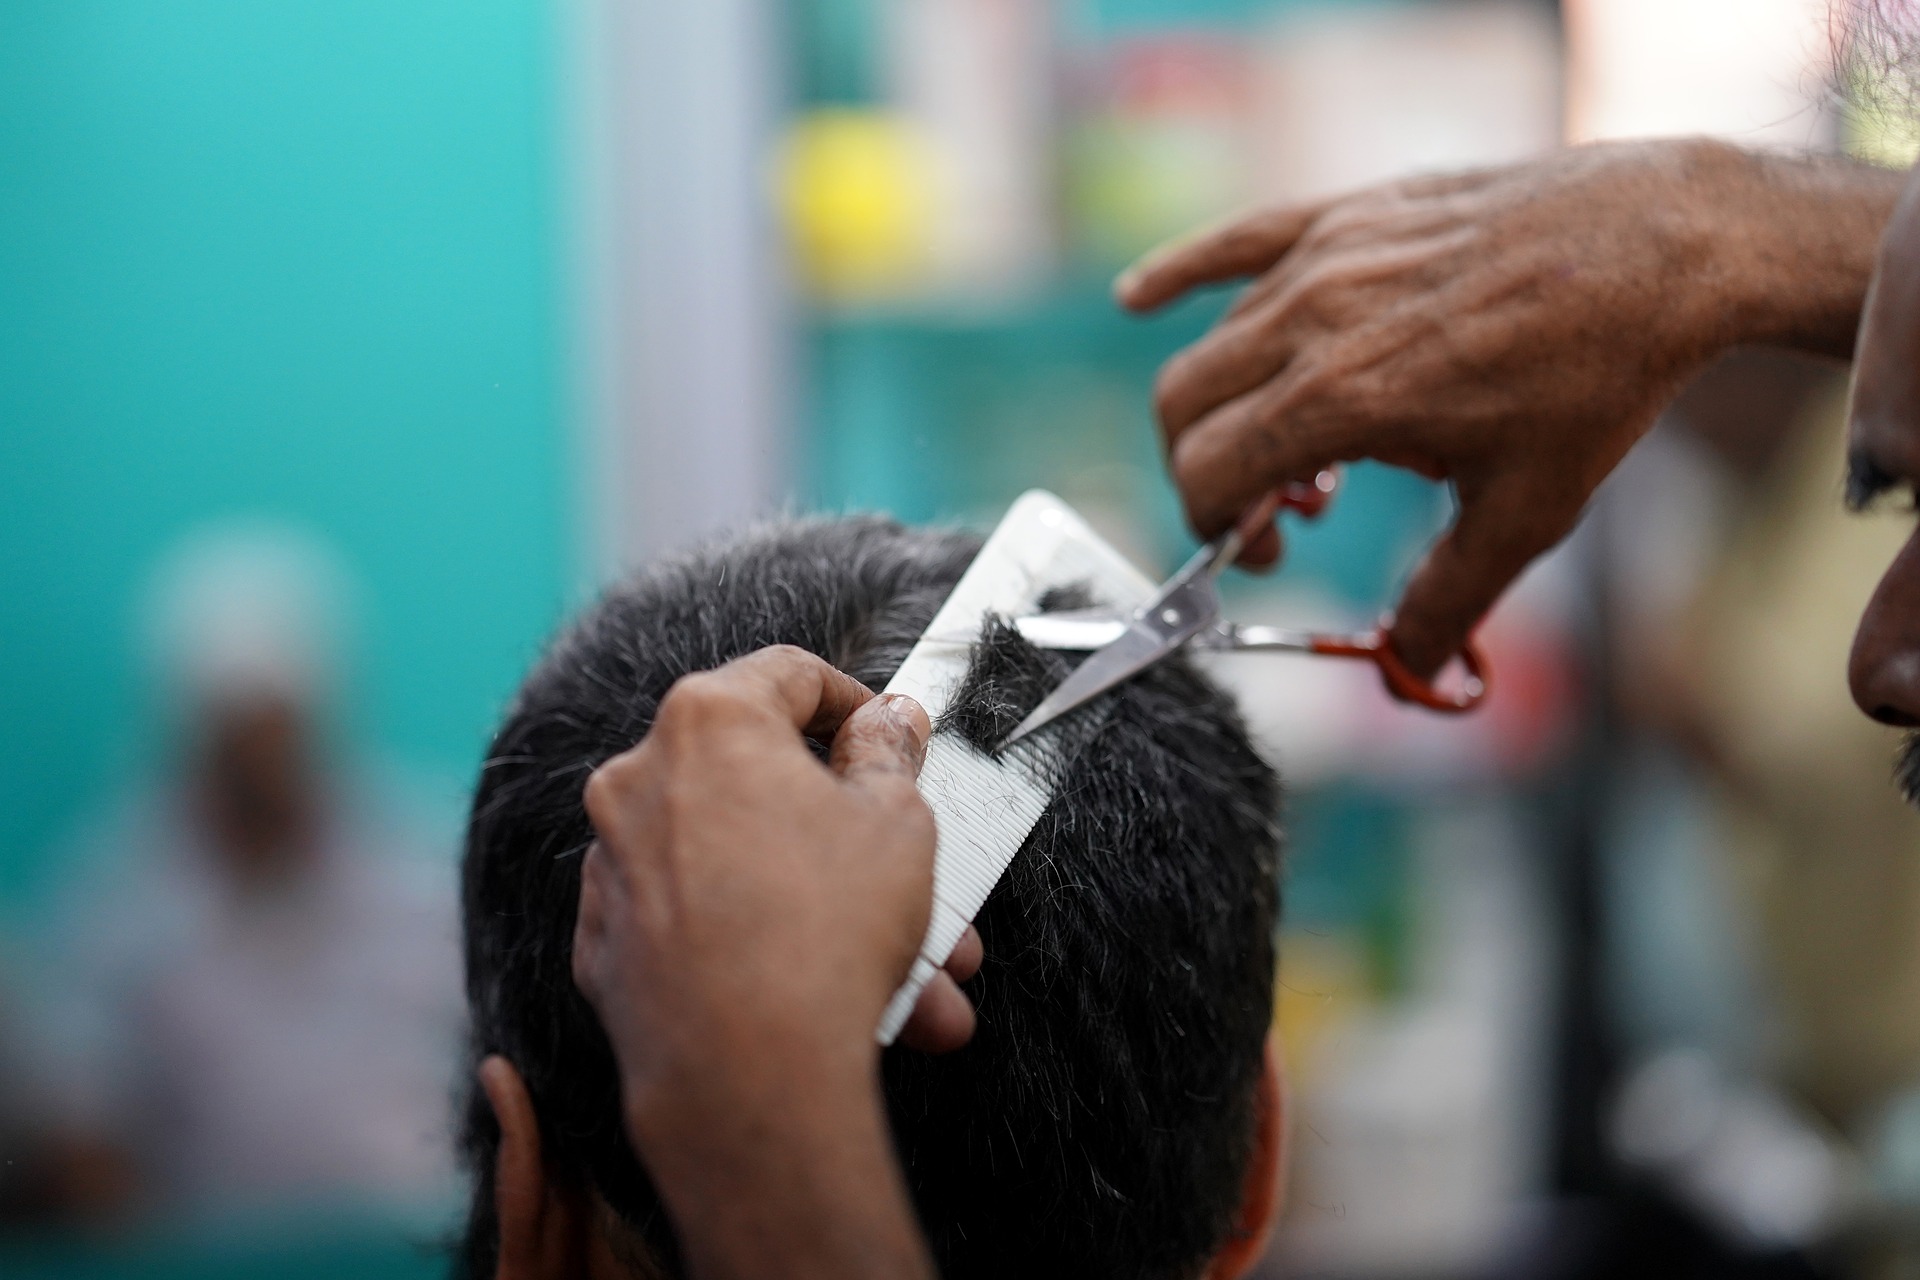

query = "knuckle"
1295;211;1349;253
1152;361;1191;431
582;765;615;823
1274;263;1349;321
757;642;812;667
652;675;702;726
583;754;638;821
656;671;743;729
1266;359;1329;419
1297;199;1383;252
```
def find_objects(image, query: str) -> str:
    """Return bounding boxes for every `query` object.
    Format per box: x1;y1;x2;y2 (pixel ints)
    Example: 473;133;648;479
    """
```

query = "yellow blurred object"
778;109;936;302
1274;930;1373;1089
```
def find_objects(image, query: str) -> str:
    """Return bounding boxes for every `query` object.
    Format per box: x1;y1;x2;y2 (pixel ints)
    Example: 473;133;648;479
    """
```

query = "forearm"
1706;141;1906;358
627;1049;936;1280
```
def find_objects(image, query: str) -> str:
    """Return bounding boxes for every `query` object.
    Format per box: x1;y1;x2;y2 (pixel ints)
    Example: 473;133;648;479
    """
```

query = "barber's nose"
1851;533;1920;727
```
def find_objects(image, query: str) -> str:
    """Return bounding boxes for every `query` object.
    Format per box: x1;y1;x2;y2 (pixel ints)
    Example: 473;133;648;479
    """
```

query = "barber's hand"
573;644;947;1277
1121;138;1870;677
573;645;966;1114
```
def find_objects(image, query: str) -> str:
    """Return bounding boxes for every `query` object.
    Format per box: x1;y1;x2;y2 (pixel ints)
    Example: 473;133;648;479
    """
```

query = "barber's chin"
1896;733;1920;811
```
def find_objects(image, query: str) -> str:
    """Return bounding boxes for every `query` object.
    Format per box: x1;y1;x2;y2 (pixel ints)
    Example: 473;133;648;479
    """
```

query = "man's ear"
1205;1032;1288;1280
481;1055;588;1280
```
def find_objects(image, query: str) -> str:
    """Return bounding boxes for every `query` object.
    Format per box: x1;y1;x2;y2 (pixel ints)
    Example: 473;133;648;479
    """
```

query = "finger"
897;970;977;1054
1153;298;1302;448
1170;375;1364;539
1116;201;1334;312
1124;165;1495;315
1389;477;1577;678
942;925;983;984
721;644;879;740
1237;521;1284;571
828;693;933;785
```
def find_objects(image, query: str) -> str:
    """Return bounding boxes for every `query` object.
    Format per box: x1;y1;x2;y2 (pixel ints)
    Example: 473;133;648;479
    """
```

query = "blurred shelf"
800;273;1220;347
797;276;1449;608
796;277;1218;540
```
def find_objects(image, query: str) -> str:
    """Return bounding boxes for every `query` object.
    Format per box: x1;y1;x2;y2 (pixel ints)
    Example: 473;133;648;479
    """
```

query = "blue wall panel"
0;2;570;903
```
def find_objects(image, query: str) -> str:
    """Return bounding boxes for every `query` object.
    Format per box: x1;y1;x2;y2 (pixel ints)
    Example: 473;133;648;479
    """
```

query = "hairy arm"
1719;145;1905;357
572;647;941;1280
1122;138;1904;676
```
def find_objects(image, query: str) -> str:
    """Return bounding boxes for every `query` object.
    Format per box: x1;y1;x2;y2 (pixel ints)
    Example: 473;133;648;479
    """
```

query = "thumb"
1389;478;1574;678
829;693;933;787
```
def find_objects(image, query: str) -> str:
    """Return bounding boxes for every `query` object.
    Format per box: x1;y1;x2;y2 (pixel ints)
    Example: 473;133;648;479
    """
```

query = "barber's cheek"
1850;533;1920;727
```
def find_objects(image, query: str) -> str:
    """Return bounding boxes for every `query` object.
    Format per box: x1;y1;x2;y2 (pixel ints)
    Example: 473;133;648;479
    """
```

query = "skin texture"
1121;138;1903;676
569;646;942;1280
1848;162;1920;729
481;1032;1289;1280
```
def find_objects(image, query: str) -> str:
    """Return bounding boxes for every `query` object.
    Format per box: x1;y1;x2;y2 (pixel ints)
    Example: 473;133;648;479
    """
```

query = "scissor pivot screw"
1161;607;1181;625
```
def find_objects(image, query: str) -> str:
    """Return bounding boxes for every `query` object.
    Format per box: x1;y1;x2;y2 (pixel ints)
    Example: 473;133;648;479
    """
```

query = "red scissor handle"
1308;626;1489;714
1278;468;1341;520
1227;469;1342;553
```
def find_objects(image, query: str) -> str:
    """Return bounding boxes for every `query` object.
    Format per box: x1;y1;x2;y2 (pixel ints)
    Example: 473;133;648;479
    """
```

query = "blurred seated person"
456;517;1287;1279
26;525;462;1221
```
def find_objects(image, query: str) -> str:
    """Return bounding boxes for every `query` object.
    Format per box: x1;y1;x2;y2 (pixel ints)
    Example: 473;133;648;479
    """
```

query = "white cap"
142;521;356;711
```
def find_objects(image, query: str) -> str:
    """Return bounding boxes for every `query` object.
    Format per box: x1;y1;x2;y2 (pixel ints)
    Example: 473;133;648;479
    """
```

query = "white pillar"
573;0;791;582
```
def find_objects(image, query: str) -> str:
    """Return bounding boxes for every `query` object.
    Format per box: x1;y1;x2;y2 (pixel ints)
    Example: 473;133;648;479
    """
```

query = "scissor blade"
1002;622;1174;748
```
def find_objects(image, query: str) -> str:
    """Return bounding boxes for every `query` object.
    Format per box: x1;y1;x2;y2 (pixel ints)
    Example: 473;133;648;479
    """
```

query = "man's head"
1847;162;1920;803
457;516;1284;1279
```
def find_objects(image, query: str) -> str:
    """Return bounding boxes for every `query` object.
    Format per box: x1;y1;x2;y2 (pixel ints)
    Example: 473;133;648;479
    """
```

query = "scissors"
1001;470;1489;748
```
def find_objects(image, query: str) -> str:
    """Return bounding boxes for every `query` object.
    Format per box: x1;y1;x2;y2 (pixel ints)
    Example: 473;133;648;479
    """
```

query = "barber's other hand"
572;646;948;1133
1121;138;1850;677
573;644;947;1277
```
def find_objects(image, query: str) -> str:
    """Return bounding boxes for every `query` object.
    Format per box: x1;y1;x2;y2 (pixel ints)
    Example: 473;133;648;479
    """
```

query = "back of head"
459;516;1281;1280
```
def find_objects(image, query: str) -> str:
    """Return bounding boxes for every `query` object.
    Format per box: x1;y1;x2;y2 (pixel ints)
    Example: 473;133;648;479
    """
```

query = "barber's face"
1847;161;1920;803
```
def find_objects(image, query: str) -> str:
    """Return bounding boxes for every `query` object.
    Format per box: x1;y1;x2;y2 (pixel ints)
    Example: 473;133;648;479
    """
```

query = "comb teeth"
874;491;1154;1046
875;736;1048;1043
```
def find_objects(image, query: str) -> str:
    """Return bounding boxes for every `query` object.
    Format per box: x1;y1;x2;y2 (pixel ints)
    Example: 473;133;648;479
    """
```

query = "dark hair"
457;516;1282;1280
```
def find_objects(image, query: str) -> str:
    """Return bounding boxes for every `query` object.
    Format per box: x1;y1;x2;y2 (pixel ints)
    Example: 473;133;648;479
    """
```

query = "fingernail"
1111;269;1139;300
879;693;932;752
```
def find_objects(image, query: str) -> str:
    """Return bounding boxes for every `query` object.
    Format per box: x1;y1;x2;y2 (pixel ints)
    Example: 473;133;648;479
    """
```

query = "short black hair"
456;516;1282;1280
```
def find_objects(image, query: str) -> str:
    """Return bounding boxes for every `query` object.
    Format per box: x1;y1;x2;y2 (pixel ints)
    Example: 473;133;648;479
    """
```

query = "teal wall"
0;2;571;905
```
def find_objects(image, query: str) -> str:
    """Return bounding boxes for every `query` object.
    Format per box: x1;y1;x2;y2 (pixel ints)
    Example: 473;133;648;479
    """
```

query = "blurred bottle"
883;0;1057;300
1249;1;1559;206
1065;34;1254;269
779;0;1056;305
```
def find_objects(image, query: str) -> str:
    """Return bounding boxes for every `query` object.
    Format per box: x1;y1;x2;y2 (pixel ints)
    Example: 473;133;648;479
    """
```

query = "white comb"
874;490;1157;1045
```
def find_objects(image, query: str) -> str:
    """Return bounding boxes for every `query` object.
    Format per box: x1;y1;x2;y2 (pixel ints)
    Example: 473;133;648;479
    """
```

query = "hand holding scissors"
1003;471;1489;747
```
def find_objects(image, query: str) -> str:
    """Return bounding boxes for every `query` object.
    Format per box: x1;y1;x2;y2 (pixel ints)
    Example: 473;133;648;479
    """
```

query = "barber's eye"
1846;460;1918;515
1860;487;1920;515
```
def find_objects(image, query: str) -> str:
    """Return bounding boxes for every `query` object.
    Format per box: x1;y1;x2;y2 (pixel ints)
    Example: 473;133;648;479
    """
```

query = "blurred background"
5;0;1918;1276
